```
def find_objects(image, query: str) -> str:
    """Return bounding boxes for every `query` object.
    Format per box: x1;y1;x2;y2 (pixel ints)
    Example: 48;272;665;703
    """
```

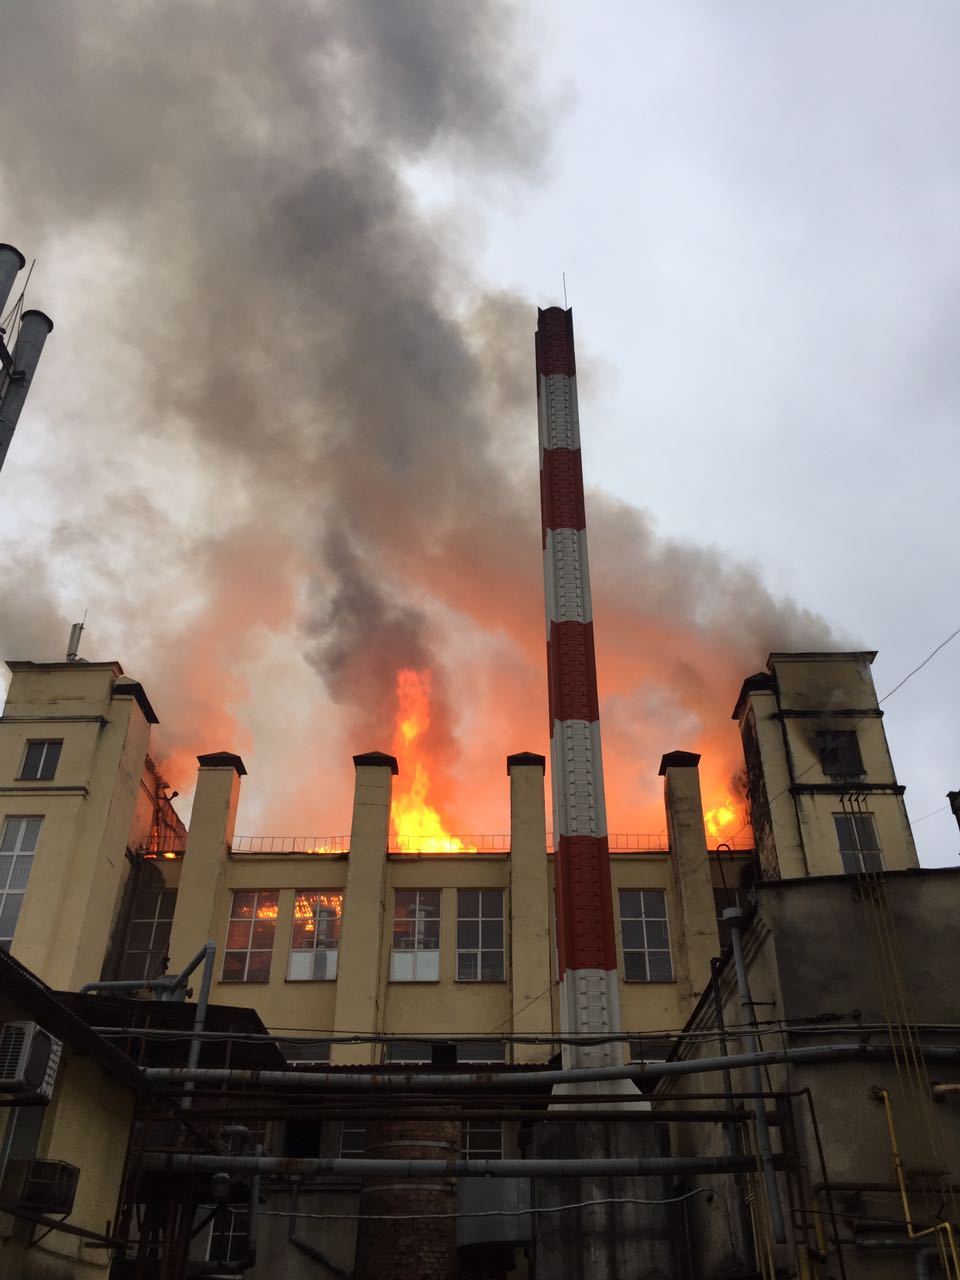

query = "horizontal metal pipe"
143;1043;960;1092
931;1082;960;1099
142;1152;760;1179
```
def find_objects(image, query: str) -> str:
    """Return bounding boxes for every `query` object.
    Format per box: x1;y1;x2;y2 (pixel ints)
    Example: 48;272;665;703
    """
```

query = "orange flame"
390;669;476;853
704;798;739;843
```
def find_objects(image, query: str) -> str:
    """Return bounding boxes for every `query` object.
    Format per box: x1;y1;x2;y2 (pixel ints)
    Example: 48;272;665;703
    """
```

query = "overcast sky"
0;2;956;863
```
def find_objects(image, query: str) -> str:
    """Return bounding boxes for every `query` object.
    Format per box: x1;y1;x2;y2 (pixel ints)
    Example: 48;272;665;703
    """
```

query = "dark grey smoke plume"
0;1;829;832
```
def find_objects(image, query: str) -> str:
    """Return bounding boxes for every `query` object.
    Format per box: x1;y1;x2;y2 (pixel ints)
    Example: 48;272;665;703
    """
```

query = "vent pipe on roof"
0;307;54;475
0;244;26;323
66;622;85;662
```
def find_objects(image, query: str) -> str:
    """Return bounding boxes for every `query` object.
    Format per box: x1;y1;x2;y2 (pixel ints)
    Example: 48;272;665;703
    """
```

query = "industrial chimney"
535;307;621;1078
0;244;53;476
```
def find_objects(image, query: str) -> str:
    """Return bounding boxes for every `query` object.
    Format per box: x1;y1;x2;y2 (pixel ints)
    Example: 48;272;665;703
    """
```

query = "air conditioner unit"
0;1021;63;1099
4;1158;79;1215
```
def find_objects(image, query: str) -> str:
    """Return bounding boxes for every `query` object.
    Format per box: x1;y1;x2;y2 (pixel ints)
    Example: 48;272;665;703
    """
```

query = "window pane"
458;889;479;918
393;918;415;949
419;891;441;918
458;952;479;981
128;921;155;952
457;920;479;949
644;920;669;951
251;919;275;948
21;743;46;779
648;951;674;982
159;889;178;920
861;850;883;873
255;892;279;918
853;815;879;851
232;892;256;919
287;950;315;982
417;950;440;981
226;920;252;949
245;950;271;982
390;951;414;982
621;920;646;950
20;819;42;851
619;889;644;917
840;850;861;874
0;821;22;853
291;919;315;949
642;890;667;920
480;889;502;916
394;890;417;915
221;952;246;982
480;952;504;982
419;919;440;949
834;816;855;851
312;950;337;980
623;952;647;981
481;921;503;949
0;857;11;889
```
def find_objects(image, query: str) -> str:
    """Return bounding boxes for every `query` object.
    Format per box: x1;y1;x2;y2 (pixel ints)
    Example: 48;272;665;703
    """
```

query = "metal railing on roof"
231;835;349;855
389;834;510;854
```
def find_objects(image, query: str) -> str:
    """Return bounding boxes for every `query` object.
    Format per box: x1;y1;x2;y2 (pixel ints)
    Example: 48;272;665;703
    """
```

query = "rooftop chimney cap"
0;243;26;271
353;751;399;775
197;751;247;776
506;752;546;775
658;750;701;776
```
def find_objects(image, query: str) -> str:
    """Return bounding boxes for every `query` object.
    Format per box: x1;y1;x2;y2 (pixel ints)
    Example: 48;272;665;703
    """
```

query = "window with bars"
461;1120;502;1159
618;889;673;982
834;813;883;874
287;890;343;981
18;740;62;782
119;883;178;980
221;890;278;982
456;889;504;982
390;889;441;982
0;817;41;949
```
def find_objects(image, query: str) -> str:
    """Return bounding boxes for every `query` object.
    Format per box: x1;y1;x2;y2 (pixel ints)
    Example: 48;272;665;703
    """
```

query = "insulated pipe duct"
0;244;25;321
143;1152;761;1180
143;1042;960;1092
0;308;54;473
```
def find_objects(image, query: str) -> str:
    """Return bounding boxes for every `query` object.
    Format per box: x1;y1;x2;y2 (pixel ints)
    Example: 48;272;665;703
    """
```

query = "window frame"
0;816;42;950
389;889;441;983
456;888;505;983
834;812;884;874
221;889;279;983
618;888;674;983
287;890;343;982
18;740;63;782
816;729;865;779
461;1119;503;1159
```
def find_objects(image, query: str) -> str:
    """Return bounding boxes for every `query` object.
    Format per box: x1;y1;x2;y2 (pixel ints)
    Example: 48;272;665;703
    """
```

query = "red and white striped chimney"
536;307;622;1076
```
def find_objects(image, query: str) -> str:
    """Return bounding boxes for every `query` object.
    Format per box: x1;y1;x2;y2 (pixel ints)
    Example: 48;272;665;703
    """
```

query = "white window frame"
834;813;884;874
390;889;441;982
221;889;278;983
619;888;673;983
456;889;505;982
18;740;62;782
287;890;343;981
0;816;42;949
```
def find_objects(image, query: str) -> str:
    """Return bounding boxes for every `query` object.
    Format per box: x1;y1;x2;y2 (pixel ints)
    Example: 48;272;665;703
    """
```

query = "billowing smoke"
0;2;830;837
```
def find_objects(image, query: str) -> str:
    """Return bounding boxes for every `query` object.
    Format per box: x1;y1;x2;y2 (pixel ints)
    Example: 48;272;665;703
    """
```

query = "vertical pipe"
536;307;620;1075
726;914;787;1244
0;244;25;321
0;309;54;473
183;942;216;1109
710;956;752;1267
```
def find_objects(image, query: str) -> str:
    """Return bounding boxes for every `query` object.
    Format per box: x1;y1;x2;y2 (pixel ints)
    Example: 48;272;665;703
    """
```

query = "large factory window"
618;889;673;982
390;889;440;981
119;882;177;980
456;889;505;982
221;890;279;982
0;816;42;950
834;813;883;874
18;740;62;781
287;890;343;981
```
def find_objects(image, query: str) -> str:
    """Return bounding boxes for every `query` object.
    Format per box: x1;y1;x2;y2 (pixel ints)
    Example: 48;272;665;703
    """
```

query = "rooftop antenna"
66;612;87;662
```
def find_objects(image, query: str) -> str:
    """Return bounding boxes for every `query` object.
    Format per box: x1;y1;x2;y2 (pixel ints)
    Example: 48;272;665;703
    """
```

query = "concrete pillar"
330;752;396;1067
659;751;720;1009
167;752;245;972
507;753;553;1064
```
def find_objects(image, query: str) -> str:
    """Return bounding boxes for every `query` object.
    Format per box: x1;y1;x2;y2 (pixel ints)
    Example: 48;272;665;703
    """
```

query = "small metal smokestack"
0;244;26;323
66;622;85;662
0;307;55;474
948;791;960;839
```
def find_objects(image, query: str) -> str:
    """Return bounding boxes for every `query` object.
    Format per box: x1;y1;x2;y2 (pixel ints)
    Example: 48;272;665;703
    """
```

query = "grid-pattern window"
19;741;62;782
461;1120;502;1159
456;889;504;982
119;884;178;980
619;889;673;982
0;817;41;949
340;1123;366;1157
287;891;343;981
817;730;864;778
390;889;441;981
205;1207;249;1264
221;890;278;982
834;814;883;874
